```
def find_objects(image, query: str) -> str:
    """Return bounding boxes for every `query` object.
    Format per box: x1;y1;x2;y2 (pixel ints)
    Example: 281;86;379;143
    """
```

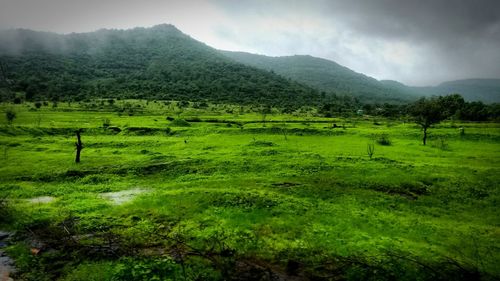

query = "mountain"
427;79;500;103
0;24;320;107
381;79;500;103
221;51;420;103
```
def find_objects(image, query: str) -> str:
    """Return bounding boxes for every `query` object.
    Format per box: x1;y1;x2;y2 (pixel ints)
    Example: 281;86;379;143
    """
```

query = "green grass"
1;101;499;280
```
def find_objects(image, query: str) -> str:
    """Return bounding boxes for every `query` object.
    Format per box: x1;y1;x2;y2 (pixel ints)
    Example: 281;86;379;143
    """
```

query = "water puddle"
27;196;55;204
0;231;15;281
100;188;149;205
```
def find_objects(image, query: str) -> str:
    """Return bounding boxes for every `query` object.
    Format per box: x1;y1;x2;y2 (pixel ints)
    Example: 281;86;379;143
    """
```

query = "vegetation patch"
210;192;282;210
363;181;430;199
169;119;191;127
248;140;275;147
375;133;392;145
122;127;172;135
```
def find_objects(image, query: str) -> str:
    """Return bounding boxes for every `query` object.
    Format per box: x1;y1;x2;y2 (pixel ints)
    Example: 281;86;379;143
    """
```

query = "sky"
0;0;499;86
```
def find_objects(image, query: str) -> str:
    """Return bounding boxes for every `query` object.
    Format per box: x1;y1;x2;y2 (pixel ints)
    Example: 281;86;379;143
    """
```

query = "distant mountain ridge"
222;51;500;103
221;51;419;103
0;24;498;105
427;79;500;103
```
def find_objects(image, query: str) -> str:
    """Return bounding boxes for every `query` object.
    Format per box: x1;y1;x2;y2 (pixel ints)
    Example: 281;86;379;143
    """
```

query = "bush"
376;134;392;146
248;140;275;147
0;194;12;224
102;118;111;128
432;138;450;151
170;118;191;127
367;143;375;159
113;257;180;281
5;108;16;125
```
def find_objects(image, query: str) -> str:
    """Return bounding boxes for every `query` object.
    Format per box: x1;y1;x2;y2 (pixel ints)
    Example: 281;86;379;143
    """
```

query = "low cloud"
0;0;498;85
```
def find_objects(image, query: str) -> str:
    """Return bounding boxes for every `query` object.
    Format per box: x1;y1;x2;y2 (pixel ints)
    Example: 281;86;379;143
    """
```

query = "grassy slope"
0;101;499;280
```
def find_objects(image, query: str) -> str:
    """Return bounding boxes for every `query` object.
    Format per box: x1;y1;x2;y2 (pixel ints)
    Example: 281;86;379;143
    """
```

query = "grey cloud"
0;0;499;85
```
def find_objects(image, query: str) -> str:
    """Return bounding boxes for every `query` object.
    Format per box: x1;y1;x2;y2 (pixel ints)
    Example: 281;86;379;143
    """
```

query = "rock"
0;232;10;241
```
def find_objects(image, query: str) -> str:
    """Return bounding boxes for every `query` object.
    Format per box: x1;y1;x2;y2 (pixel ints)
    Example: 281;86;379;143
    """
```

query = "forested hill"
426;79;500;103
380;79;500;103
0;24;321;107
221;51;420;103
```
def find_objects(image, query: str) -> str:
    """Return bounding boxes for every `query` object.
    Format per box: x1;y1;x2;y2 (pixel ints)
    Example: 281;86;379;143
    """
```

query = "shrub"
170;118;191;127
376;134;392;146
432;138;450;151
0;194;12;224
367;143;375;159
113;257;180;281
5;108;16;125
102;118;111;128
248;140;275;147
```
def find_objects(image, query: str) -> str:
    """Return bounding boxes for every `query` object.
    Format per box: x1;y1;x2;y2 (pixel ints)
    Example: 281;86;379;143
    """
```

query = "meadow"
0;100;499;280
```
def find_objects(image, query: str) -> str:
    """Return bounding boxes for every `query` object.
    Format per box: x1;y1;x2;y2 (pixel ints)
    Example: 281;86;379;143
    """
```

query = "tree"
75;129;83;163
438;94;464;119
409;97;447;145
5;108;16;125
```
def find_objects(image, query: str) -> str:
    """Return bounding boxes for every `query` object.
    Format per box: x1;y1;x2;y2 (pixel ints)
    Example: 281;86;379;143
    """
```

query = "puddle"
27;196;55;204
0;231;15;281
100;188;149;205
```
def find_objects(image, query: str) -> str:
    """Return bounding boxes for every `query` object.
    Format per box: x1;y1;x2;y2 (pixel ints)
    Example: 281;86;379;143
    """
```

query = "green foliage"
222;51;419;103
376;134;392;146
0;192;12;224
0;101;499;280
367;143;375;159
5;107;16;124
0;25;320;109
112;257;179;281
169;118;191;127
410;97;448;128
102;118;111;128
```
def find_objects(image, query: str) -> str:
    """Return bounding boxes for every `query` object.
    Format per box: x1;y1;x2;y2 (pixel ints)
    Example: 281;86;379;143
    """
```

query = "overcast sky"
1;0;499;86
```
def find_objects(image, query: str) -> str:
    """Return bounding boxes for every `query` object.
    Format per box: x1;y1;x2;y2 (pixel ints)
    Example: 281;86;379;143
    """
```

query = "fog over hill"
1;24;499;104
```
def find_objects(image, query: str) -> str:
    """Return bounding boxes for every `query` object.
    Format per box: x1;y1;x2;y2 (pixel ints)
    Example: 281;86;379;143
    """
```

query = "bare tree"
75;129;83;163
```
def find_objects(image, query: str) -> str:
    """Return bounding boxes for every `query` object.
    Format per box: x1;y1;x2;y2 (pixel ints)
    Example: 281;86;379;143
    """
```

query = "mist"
0;0;499;86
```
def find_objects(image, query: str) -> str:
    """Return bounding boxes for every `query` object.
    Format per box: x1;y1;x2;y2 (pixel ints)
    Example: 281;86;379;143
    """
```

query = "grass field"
1;100;499;280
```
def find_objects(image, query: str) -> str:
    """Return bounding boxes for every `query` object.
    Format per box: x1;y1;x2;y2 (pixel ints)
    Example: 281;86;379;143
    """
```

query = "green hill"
221;51;420;103
0;24;320;108
429;79;500;103
381;79;500;103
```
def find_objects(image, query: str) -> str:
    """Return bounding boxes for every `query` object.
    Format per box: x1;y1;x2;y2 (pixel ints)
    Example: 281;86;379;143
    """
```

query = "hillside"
428;79;500;103
381;79;500;103
0;25;320;107
221;51;420;103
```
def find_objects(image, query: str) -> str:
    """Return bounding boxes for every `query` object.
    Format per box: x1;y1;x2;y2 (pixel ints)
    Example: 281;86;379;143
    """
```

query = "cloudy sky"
1;0;499;86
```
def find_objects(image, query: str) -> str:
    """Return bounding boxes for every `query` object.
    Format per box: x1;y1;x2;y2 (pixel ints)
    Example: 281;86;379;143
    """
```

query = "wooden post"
75;129;83;163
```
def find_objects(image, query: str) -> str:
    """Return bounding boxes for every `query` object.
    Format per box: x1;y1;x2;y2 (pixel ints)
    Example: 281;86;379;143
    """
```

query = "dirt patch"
100;188;150;205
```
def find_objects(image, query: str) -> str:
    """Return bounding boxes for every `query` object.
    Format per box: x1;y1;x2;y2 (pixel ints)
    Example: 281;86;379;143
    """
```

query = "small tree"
367;143;375;159
409;97;447;145
5;108;16;125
